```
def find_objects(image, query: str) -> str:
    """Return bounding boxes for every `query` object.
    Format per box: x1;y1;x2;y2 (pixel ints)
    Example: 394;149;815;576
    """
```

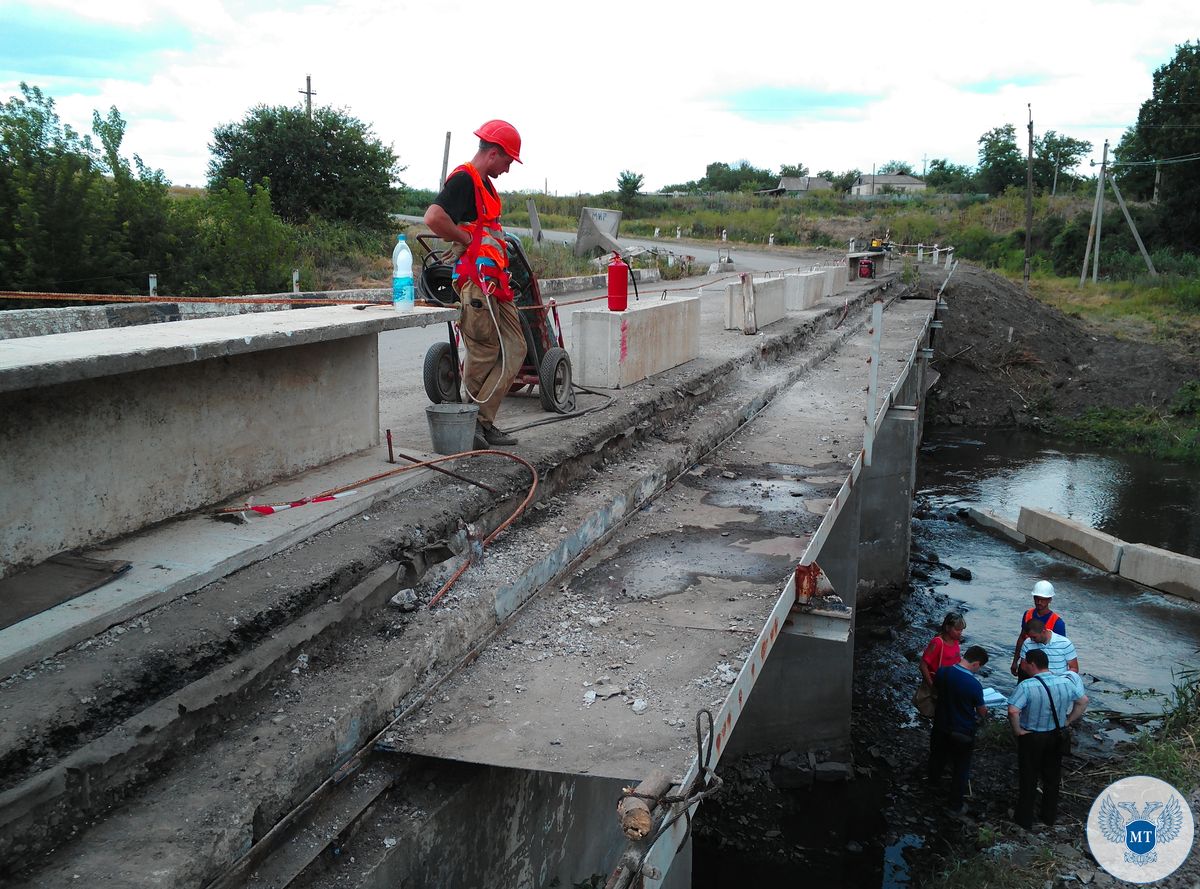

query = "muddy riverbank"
926;264;1198;429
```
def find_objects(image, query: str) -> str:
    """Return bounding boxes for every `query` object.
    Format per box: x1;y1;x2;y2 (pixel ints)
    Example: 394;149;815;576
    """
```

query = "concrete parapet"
723;277;787;330
572;295;700;388
1119;542;1200;602
1016;506;1124;572
0;306;454;576
858;407;918;597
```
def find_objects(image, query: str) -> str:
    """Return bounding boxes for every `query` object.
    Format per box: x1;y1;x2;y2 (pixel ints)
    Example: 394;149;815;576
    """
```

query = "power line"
1105;150;1200;168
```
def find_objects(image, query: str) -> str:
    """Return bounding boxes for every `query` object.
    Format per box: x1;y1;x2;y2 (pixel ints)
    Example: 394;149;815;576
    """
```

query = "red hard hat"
474;119;522;163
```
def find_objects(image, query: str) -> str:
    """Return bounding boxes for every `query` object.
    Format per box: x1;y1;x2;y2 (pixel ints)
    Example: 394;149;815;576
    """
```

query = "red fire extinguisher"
607;253;629;312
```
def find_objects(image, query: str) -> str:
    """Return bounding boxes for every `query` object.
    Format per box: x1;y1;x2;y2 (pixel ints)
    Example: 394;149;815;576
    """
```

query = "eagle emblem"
1097;795;1185;866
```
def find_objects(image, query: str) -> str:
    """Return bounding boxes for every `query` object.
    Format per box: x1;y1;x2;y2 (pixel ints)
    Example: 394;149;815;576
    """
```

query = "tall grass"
1125;667;1200;792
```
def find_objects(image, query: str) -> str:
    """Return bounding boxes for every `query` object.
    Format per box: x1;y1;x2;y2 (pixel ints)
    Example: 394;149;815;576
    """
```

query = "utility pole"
299;75;316;120
440;131;451;186
1023;104;1034;291
1092;140;1108;284
921;153;928;177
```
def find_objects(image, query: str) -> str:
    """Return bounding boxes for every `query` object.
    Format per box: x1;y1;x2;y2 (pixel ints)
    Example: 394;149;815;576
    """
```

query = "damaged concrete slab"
1;260;926;888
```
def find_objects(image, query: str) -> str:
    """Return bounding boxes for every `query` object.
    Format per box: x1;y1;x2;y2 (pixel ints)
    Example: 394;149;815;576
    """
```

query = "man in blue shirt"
1007;648;1089;829
928;645;990;815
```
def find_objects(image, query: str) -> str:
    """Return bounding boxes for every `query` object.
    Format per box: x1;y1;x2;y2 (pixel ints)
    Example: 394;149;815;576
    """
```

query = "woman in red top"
919;611;966;688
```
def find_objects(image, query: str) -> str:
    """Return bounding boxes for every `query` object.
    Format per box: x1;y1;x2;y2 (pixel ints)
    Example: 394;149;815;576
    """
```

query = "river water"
916;429;1200;717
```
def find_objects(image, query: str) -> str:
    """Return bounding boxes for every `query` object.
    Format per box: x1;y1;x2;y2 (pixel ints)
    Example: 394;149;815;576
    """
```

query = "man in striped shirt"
1017;620;1079;677
1007;649;1089;828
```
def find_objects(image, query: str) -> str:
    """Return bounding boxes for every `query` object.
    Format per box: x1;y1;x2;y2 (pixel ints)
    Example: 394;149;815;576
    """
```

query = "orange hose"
427;449;539;608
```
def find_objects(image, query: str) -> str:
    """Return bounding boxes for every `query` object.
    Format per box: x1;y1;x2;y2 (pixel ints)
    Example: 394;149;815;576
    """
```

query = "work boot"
477;421;518;447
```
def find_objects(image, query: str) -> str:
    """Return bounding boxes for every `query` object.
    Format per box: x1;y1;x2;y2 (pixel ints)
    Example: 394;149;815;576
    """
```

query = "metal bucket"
425;403;479;455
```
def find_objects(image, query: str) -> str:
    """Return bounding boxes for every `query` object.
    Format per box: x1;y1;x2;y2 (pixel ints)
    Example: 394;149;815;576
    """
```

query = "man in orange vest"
1009;580;1067;677
424;120;526;449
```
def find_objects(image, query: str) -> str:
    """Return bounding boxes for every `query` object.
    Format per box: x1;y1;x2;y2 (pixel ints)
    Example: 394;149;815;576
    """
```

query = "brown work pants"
458;278;525;427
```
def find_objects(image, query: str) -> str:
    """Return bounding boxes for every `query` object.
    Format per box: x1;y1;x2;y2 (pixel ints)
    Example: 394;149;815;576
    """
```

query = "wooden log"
740;273;757;335
618;769;673;840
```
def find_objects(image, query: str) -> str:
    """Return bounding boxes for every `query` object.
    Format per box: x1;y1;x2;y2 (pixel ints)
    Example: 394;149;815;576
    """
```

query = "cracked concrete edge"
0;562;401;861
0;479;424;681
0;285;889;869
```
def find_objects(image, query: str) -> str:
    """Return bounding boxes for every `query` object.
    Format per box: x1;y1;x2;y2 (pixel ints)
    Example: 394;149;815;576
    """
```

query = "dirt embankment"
924;264;1198;428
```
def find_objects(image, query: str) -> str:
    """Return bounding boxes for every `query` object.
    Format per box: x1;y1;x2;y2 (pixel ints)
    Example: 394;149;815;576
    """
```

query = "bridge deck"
383;298;935;780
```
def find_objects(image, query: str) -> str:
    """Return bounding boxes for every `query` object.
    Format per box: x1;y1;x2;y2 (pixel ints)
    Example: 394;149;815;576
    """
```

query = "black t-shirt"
433;169;497;224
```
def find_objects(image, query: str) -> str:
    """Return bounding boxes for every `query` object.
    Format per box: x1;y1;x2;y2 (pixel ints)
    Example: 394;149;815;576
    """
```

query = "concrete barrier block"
821;268;837;297
782;274;802;310
787;272;824;310
803;272;825;305
964;508;1026;545
724;277;787;330
1016;506;1124;572
573;296;700;388
1119;542;1200;602
834;266;848;292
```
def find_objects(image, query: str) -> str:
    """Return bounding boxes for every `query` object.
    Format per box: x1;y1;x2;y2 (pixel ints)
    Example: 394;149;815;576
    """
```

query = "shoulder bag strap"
1033;675;1062;729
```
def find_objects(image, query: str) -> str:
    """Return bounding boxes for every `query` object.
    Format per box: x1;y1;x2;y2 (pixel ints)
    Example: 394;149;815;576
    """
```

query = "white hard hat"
1032;580;1055;599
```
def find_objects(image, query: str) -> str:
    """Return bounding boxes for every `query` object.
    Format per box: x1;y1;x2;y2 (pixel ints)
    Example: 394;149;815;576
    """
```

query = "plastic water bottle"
392;234;414;313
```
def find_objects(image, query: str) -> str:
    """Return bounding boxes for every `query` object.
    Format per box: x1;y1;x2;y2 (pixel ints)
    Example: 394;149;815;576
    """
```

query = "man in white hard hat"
1010;580;1066;677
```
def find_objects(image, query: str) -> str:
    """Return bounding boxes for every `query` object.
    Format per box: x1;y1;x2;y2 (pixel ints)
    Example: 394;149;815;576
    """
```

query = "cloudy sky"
2;0;1197;195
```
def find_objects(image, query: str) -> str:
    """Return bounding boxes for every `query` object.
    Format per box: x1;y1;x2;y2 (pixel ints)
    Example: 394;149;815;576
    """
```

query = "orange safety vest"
451;163;512;301
1023;607;1060;633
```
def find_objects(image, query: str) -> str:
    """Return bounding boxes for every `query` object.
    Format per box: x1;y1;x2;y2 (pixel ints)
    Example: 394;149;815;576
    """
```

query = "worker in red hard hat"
424;120;525;449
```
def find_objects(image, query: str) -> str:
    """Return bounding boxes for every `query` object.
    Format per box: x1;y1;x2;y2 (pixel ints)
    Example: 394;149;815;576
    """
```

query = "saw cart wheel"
423;340;459;404
538;347;575;414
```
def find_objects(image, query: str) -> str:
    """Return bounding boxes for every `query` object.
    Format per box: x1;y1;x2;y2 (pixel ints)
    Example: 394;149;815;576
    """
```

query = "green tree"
878;159;915;175
1124;41;1200;246
91;105;176;282
172;179;294;296
208;104;402;227
976;124;1024;195
0;83;121;291
779;163;809;178
617;170;643;208
1034;130;1092;193
701;160;775;192
924;158;977;193
1113;126;1155;200
824;169;860;193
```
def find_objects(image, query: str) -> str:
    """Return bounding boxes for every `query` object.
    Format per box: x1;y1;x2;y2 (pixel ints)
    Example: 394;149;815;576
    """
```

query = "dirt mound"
925;264;1197;427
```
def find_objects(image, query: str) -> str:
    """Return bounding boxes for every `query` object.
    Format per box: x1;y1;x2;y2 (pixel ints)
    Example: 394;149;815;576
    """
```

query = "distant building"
756;176;833;196
850;174;926;195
